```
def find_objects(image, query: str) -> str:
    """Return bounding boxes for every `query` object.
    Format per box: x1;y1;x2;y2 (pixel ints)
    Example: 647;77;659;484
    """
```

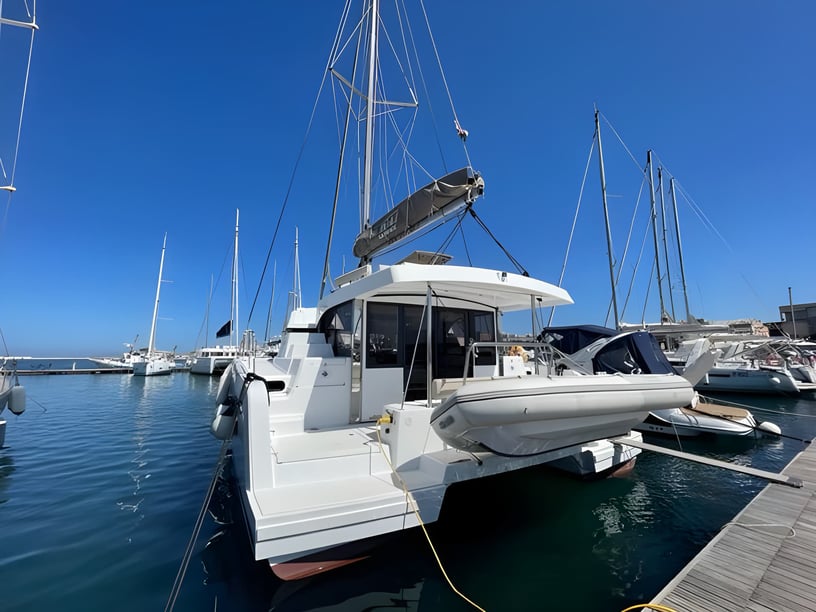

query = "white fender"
211;360;250;440
214;368;232;407
211;403;236;440
757;421;782;436
8;385;25;416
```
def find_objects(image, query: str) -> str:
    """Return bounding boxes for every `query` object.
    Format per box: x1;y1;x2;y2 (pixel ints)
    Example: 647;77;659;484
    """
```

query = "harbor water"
2;371;816;611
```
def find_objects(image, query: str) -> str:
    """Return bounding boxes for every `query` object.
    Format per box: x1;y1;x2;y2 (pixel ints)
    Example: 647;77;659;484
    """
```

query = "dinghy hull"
431;374;694;455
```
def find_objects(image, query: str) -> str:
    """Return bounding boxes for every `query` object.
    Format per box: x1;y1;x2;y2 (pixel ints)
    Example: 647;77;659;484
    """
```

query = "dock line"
609;436;803;488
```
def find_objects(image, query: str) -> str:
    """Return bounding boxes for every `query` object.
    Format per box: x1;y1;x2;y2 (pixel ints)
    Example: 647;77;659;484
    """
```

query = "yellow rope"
620;604;678;612
375;416;486;611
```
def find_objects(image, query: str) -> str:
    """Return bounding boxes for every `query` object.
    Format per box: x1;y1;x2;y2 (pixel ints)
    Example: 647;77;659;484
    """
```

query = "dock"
17;367;132;375
645;439;816;611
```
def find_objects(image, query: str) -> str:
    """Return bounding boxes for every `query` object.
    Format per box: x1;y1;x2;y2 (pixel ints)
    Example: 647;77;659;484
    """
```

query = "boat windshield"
593;332;675;375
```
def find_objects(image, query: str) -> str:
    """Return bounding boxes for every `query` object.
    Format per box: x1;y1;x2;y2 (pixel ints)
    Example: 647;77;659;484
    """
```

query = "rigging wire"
547;129;596;327
598;111;646;178
244;2;353;326
1;4;37;234
466;207;528;276
417;0;472;162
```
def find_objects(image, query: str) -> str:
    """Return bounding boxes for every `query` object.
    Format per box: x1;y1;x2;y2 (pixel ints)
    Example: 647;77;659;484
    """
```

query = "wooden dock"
17;368;132;375
645;440;816;612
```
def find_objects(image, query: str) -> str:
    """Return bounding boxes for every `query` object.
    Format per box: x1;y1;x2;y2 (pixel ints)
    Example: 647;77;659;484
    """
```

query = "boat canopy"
352;167;484;262
542;325;675;375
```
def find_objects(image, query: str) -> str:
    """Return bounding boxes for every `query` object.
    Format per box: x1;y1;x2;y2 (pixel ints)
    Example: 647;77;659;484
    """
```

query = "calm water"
2;374;816;612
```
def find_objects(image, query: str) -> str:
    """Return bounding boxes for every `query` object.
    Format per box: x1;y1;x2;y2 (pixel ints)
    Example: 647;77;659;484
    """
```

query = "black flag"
215;320;231;338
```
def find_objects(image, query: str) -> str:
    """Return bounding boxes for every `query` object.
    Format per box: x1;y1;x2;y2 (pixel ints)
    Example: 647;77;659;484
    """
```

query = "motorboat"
669;336;808;395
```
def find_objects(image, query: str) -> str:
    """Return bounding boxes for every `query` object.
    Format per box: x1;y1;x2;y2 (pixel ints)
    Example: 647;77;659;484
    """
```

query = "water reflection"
0;453;15;504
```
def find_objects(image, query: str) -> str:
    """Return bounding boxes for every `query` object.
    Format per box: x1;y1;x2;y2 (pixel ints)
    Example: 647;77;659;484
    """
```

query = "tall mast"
361;0;379;232
669;178;692;322
595;109;619;328
657;167;675;320
148;233;167;357
231;209;239;346
265;261;276;342
292;227;302;312
646;150;666;322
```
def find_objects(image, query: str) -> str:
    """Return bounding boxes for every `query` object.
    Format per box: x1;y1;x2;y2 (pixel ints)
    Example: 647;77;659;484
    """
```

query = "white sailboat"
191;210;242;376
210;0;693;580
133;234;174;377
0;1;38;443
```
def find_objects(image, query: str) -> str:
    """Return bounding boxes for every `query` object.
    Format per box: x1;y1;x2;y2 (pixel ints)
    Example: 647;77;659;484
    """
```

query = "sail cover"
353;167;484;261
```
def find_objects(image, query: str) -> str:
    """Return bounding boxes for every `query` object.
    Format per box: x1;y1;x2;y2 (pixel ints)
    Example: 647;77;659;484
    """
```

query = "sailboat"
191;210;242;376
210;1;693;580
0;1;38;443
133;234;174;377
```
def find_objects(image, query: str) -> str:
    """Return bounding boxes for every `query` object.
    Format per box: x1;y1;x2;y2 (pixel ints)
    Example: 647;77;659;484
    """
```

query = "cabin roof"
321;262;573;313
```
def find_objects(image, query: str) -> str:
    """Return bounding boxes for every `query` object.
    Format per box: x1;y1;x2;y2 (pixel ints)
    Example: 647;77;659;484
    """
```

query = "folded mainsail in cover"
352;167;484;261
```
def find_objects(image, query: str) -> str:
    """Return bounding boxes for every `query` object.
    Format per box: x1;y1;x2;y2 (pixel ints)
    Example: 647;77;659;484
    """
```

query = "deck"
645;439;816;611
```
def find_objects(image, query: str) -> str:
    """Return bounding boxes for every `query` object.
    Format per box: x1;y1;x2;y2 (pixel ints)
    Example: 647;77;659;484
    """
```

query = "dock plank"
649;440;816;612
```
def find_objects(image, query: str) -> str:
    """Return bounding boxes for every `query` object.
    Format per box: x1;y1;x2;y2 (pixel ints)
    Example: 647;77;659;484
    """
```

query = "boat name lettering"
373;211;398;241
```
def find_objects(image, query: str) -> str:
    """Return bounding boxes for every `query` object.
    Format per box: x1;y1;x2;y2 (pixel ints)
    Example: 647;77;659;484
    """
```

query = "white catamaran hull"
218;368;644;579
430;374;695;455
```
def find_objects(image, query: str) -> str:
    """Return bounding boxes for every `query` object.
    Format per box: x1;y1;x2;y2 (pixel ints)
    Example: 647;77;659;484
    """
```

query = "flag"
215;320;231;338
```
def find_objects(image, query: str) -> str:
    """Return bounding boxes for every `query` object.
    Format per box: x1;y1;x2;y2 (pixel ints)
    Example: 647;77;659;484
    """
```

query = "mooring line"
164;438;231;612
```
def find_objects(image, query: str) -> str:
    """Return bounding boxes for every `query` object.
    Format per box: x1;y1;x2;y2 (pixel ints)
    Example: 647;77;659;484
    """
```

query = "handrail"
461;340;565;382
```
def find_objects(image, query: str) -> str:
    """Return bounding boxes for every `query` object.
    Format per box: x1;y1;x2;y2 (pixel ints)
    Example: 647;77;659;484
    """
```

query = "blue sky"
1;1;813;357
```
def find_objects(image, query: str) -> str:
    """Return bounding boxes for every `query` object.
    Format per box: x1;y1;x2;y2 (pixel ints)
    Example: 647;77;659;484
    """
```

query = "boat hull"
132;358;174;376
430;374;694;455
636;407;757;437
695;366;800;395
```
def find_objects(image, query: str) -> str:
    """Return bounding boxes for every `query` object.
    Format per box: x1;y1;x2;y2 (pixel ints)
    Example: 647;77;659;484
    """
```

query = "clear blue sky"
1;1;813;357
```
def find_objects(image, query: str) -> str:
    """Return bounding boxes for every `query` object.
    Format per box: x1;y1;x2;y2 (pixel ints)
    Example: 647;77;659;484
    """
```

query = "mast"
595;109;620;328
231;209;239;347
657;167;676;320
288;228;302;318
646;150;666;322
265;261;276;343
147;233;167;357
204;274;213;342
669;178;692;322
361;0;379;232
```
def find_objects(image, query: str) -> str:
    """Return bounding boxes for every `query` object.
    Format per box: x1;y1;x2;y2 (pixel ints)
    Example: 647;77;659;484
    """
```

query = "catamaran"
191;210;243;376
210;0;693;579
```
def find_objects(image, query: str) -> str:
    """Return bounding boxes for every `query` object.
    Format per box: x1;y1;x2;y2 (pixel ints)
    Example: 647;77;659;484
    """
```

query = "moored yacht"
209;0;694;580
192;211;246;377
212;253;682;579
190;346;239;376
133;234;174;377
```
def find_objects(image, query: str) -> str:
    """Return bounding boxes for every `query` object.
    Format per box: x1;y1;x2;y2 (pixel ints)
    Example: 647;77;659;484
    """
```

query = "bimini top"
321;262;573;313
